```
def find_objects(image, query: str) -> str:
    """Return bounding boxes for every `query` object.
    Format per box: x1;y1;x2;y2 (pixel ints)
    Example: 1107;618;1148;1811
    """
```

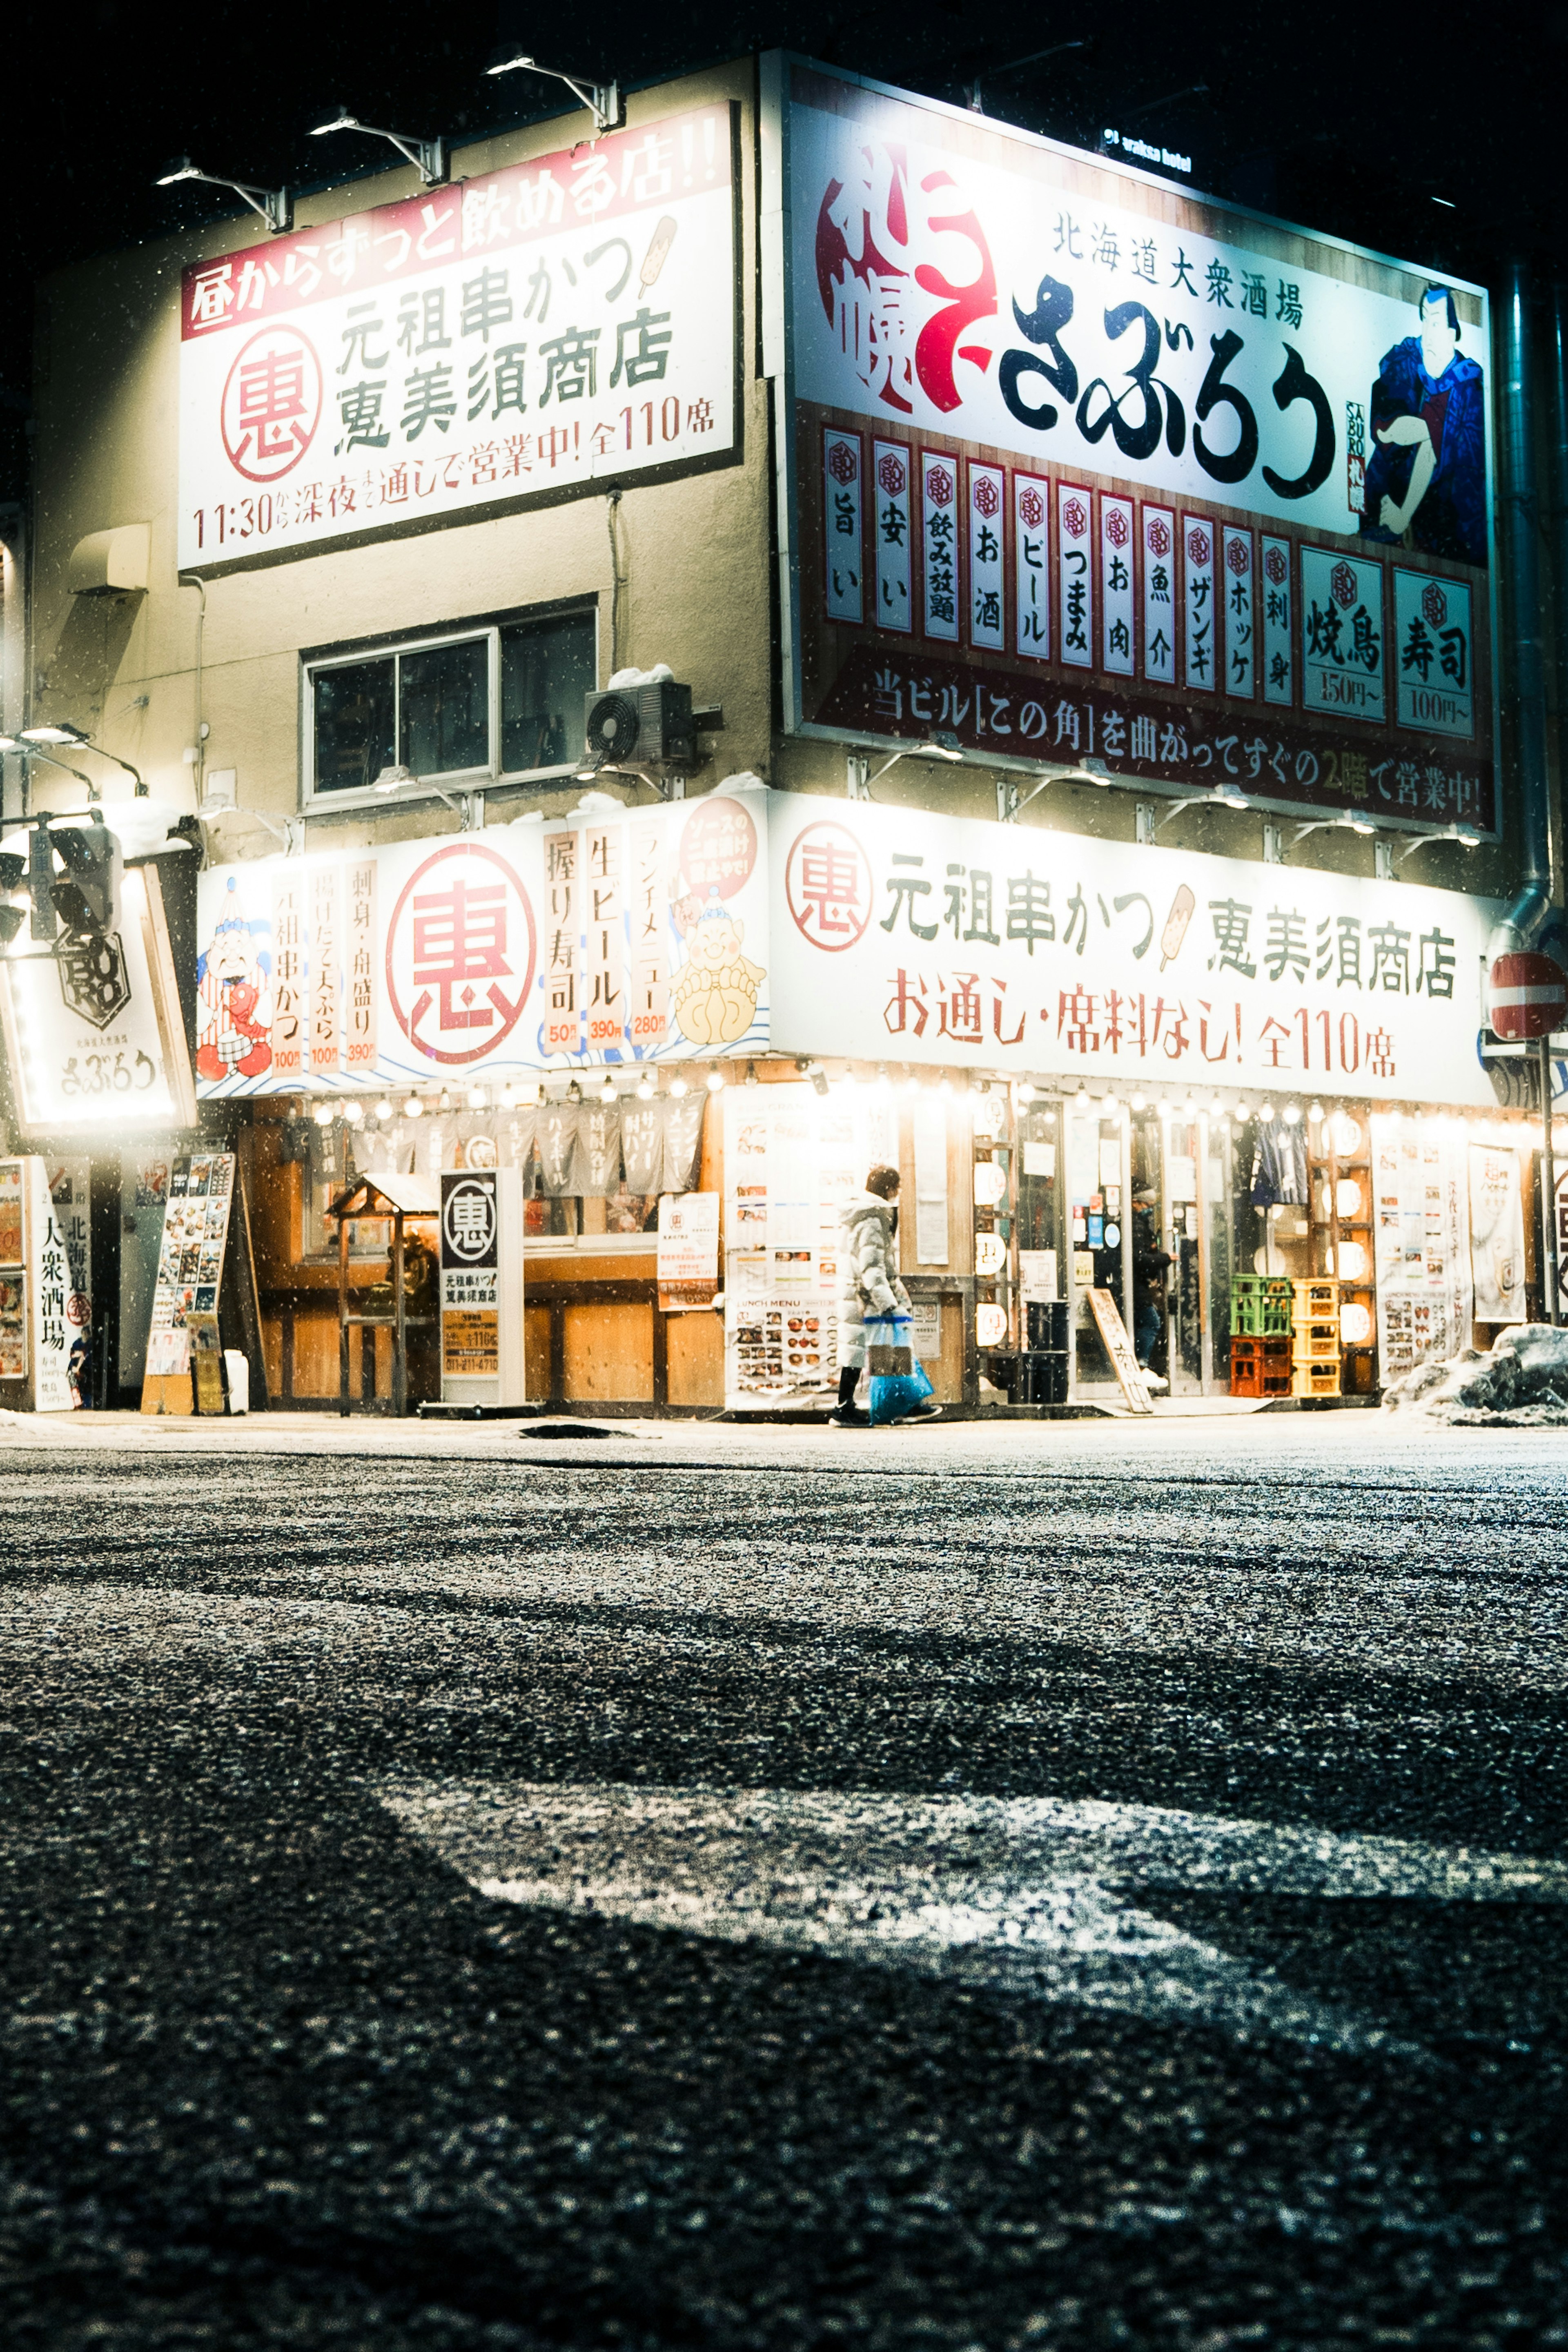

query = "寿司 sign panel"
194;791;769;1094
764;790;1499;1107
176;105;738;571
764;56;1497;832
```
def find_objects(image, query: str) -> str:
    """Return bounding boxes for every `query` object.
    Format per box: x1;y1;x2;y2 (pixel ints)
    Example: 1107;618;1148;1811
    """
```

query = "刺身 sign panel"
765;790;1499;1107
176;105;738;570
195;791;769;1094
769;59;1496;831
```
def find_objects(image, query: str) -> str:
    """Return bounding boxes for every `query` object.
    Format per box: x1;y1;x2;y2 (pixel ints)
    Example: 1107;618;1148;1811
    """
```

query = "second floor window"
307;605;595;801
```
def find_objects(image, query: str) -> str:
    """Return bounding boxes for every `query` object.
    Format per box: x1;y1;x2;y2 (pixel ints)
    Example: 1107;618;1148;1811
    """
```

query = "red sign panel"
1487;951;1568;1042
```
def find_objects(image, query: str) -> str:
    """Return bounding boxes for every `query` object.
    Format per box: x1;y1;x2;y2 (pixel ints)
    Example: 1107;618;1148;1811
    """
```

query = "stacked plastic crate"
1291;1277;1341;1399
1229;1275;1294;1397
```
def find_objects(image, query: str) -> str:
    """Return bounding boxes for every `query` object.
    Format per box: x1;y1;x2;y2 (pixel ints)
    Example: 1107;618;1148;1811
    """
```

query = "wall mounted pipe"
1487;263;1555;967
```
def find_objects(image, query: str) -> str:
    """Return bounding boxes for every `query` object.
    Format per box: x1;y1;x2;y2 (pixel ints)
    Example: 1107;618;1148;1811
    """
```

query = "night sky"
1;0;1559;498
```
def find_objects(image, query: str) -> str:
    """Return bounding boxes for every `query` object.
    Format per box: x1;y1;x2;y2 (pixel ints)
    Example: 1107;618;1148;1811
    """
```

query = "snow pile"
1383;1322;1568;1425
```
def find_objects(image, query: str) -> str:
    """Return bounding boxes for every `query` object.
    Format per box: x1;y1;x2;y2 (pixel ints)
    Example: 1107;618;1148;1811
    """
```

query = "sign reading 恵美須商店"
176;105;737;570
767;59;1497;831
766;792;1500;1108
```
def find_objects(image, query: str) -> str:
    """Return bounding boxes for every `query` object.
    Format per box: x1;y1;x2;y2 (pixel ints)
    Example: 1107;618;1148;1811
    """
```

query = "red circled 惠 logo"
785;822;875;953
220;324;323;484
384;841;538;1067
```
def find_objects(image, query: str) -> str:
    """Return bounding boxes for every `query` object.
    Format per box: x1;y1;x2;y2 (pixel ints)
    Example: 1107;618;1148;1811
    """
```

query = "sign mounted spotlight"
485;51;622;136
310;107;447;187
155;156;292;234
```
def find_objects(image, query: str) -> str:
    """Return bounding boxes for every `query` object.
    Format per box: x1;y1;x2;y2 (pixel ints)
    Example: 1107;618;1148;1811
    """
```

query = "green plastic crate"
1230;1275;1293;1337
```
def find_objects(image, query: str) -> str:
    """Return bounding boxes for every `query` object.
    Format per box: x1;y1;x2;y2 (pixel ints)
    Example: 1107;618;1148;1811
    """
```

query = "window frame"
299;597;598;814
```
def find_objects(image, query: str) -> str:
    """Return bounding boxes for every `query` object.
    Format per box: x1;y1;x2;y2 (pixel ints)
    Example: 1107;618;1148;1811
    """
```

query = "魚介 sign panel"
766;791;1498;1108
195;791;768;1094
177;106;738;570
768;58;1496;831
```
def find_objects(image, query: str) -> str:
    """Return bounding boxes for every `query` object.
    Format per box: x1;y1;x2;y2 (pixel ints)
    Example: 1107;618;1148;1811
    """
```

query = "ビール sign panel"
770;58;1495;830
177;106;738;570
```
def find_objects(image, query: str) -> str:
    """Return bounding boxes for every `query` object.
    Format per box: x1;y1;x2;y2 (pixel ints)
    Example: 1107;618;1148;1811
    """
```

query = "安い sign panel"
770;58;1497;830
177;106;738;570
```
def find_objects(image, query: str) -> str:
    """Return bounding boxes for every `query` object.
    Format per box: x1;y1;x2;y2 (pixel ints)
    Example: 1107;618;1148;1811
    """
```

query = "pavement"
1;1410;1565;2348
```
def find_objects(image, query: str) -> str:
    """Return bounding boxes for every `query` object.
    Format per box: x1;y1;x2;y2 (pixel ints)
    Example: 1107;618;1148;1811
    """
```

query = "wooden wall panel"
564;1302;653;1401
667;1311;723;1407
525;1305;553;1401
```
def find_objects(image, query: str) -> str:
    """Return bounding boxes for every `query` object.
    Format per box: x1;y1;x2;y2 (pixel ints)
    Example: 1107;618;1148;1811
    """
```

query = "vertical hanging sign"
873;441;912;633
1100;494;1135;675
1014;474;1049;659
1142;506;1176;684
310;860;341;1075
822;428;864;624
543;831;579;1056
921;453;959;640
1262;536;1294;705
346;858;376;1074
1057;484;1093;668
272;872;304;1080
968;462;1005;650
1183;516;1216;693
1222;527;1255;699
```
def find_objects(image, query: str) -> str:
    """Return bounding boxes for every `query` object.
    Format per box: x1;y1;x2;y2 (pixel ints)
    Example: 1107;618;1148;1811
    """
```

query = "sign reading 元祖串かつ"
176;106;737;570
773;60;1495;830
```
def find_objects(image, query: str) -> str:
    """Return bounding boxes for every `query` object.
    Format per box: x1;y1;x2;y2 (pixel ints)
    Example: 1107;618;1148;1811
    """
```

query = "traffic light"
51;816;122;937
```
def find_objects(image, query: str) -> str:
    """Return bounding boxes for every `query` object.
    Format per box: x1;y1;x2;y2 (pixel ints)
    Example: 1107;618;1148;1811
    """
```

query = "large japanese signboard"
195;791;769;1094
766;790;1499;1107
177;105;738;570
766;58;1497;831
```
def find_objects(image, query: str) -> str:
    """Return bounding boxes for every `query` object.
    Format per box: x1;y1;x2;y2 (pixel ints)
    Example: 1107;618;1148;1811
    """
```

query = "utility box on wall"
439;1165;525;1410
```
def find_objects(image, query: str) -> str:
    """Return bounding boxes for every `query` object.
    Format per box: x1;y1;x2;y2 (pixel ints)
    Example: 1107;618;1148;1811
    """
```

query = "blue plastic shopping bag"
865;1313;935;1425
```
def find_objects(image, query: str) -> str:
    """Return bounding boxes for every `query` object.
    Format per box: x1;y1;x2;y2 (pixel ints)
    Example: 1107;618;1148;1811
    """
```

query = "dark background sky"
2;0;1560;494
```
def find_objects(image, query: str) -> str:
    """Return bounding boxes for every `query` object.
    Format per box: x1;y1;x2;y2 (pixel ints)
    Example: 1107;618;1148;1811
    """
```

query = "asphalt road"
2;1423;1566;2349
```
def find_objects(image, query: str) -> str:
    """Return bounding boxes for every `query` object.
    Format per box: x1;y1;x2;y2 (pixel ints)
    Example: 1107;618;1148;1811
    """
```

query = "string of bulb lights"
291;1063;1552;1152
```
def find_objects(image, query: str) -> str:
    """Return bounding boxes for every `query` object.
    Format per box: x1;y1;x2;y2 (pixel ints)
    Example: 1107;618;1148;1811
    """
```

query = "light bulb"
670;1076;689;1098
706;1066;726;1092
375;1096;394;1123
875;1065;891;1092
403;1094;423;1119
437;1089;452;1113
637;1073;655;1100
1129;1093;1145;1111
499;1084;517;1110
467;1085;487;1110
312;1101;333;1127
1307;1101;1325;1122
599;1076;617;1104
1282;1103;1301;1125
938;1074;953;1094
344;1100;365;1127
905;1072;921;1094
1208;1098;1223;1117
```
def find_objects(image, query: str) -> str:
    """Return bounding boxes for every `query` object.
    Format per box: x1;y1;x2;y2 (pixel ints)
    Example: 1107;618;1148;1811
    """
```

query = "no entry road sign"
1488;951;1568;1042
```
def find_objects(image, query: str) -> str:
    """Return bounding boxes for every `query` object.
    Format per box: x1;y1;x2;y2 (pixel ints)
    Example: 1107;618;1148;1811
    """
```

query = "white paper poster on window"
721;1083;894;1406
196;790;769;1094
176;105;738;571
1468;1142;1526;1324
1370;1112;1472;1379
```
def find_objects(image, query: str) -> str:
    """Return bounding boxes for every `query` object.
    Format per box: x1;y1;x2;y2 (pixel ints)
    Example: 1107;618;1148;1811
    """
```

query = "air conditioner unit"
583;679;697;770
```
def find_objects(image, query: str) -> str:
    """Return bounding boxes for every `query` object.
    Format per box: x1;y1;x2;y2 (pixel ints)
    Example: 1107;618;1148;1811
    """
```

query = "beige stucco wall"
27;58;769;849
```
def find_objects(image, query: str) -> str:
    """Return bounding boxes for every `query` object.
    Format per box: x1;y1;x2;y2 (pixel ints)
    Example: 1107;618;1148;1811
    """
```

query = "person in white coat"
829;1164;939;1428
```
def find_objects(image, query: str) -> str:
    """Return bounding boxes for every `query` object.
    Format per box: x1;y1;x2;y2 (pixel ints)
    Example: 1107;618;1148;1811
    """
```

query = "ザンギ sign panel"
778;62;1495;831
176;107;737;569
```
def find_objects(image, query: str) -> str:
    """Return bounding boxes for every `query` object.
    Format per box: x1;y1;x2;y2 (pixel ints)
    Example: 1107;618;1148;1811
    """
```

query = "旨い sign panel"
195;793;769;1094
774;61;1496;831
766;790;1498;1108
176;106;737;570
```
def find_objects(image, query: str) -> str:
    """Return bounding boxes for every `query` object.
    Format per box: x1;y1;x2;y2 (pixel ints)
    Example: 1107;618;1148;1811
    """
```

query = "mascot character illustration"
671;889;765;1047
196;878;274;1082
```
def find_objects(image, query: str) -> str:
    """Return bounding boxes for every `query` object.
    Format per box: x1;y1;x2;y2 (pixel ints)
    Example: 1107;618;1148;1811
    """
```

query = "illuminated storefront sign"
767;59;1497;829
177;104;738;569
